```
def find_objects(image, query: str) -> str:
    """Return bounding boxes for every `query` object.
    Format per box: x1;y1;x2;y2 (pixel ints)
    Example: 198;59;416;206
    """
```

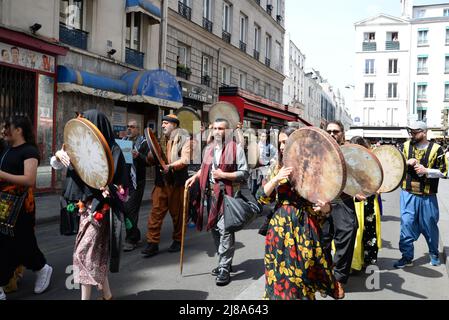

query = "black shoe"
123;241;138;252
211;266;233;276
216;268;231;286
168;240;181;253
141;242;159;257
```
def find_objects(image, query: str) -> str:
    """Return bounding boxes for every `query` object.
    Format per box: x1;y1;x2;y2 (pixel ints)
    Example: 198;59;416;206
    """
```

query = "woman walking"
0;116;53;300
256;126;340;300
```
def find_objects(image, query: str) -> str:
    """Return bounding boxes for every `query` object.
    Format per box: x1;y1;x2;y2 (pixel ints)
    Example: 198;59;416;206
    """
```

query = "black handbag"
59;197;80;236
223;185;262;233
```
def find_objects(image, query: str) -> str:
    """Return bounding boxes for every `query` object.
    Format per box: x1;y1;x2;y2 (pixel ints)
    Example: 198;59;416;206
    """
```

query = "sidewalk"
35;180;154;225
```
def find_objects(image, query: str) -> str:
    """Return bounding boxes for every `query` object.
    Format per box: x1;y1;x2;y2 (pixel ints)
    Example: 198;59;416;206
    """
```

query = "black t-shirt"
0;143;40;176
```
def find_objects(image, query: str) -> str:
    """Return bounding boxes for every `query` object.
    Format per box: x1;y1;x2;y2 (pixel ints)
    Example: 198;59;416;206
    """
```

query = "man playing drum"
142;114;191;257
394;121;448;268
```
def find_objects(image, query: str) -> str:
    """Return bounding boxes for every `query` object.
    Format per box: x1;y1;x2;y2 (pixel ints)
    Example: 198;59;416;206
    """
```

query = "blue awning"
121;69;183;108
57;66;183;108
126;0;161;24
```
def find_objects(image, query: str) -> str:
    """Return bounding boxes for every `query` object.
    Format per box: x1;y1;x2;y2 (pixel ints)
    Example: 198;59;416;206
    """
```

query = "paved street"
6;181;449;300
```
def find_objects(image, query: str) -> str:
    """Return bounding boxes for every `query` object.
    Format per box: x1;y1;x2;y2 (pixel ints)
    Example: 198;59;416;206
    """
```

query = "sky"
285;0;438;109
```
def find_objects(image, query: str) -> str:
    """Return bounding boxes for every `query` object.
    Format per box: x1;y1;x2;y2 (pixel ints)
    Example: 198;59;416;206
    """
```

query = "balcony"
203;17;213;33
222;30;231;43
201;75;211;87
417;68;428;74
239;41;247;53
418;40;428;46
362;42;377;51
265;57;271;67
178;1;191;20
385;41;400;50
125;47;145;68
255;0;260;5
276;15;282;24
266;4;273;15
59;23;88;50
176;65;191;80
253;50;260;60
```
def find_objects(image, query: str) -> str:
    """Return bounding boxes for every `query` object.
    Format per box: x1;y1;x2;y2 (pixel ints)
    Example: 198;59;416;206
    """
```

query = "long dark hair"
350;136;370;149
278;126;297;165
6;115;38;148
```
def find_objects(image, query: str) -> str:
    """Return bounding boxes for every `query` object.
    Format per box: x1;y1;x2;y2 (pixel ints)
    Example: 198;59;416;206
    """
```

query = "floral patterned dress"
256;165;338;300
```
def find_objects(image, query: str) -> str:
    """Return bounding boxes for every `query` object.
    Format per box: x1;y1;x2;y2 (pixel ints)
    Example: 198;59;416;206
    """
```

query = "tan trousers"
146;185;185;244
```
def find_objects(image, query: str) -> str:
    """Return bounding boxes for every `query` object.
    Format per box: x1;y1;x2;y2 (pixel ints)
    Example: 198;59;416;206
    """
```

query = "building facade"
1;0;182;190
283;35;305;117
166;0;297;129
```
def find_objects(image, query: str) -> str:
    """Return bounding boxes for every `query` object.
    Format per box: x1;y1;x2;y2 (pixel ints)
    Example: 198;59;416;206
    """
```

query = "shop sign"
0;42;55;73
180;81;213;103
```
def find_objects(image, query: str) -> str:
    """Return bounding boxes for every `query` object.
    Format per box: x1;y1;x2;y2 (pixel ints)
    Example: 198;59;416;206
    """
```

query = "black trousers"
0;211;46;286
322;201;358;284
123;179;145;243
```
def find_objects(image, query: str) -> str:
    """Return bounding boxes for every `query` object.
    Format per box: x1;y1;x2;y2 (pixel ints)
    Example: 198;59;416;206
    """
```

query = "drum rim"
176;107;201;135
64;117;114;189
144;127;167;167
208;101;240;129
341;143;384;197
284;126;347;203
372;145;406;193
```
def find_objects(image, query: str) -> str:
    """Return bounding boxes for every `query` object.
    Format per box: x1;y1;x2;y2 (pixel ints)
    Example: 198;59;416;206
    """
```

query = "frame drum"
341;144;383;197
372;145;406;193
176;107;201;136
64;118;114;190
284;127;347;203
208;101;240;129
144;127;167;167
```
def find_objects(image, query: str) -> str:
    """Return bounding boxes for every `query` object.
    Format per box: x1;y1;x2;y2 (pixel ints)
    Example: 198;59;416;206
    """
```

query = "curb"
35;198;152;226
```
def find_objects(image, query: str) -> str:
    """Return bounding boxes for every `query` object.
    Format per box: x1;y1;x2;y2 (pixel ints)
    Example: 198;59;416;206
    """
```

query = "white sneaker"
34;264;53;294
0;287;6;300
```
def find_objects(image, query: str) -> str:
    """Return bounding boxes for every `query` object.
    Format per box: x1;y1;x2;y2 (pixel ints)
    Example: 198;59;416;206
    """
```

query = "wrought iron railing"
239;41;247;53
59;23;88;50
253;50;260;60
362;42;377;51
125;47;145;68
178;1;192;20
385;41;400;50
201;75;211;87
265;57;271;67
222;30;231;43
203;17;213;33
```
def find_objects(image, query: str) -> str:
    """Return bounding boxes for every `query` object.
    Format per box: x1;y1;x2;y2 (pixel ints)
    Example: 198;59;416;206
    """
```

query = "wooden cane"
180;186;190;275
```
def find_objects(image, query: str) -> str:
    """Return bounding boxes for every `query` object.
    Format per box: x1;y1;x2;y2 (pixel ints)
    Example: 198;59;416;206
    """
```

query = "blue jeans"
399;190;440;260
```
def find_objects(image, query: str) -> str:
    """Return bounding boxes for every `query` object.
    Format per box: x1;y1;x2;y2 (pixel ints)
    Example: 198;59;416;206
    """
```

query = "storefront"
178;80;214;122
0;27;67;191
219;87;303;130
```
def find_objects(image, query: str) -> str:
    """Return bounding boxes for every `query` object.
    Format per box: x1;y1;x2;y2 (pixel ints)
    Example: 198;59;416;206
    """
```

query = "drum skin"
208;101;240;129
247;141;260;169
64;118;114;190
341;144;384;197
176;107;201;135
284;127;347;203
144;128;167;167
373;145;406;193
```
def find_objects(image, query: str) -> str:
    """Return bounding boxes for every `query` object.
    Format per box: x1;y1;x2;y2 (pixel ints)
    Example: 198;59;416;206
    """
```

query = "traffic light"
441;109;449;128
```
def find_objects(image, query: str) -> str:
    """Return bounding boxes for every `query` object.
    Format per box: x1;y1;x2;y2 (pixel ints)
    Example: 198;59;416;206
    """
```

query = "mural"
0;42;55;73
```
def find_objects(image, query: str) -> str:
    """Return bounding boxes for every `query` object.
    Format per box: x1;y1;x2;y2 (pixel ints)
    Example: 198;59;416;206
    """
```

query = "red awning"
244;101;297;122
0;27;68;56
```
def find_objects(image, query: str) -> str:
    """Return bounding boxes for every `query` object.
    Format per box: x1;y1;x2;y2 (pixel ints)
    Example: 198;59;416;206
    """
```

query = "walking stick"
180;186;190;275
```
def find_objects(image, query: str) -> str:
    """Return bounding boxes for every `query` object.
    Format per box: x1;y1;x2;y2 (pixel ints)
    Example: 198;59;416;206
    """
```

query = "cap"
407;120;427;131
162;114;180;126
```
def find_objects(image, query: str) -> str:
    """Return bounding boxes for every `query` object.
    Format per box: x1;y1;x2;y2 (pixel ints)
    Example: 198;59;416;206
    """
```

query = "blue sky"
285;0;438;101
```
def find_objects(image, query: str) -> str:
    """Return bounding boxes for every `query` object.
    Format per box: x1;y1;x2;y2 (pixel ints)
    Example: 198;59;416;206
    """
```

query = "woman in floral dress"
256;126;339;300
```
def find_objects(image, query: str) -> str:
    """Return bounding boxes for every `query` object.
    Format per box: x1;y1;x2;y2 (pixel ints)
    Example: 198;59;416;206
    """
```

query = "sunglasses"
127;125;137;129
327;130;341;134
408;130;423;135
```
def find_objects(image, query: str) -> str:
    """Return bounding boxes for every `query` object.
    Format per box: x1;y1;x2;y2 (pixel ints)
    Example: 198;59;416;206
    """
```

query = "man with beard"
321;120;359;299
185;118;249;286
394;121;447;268
142;114;191;257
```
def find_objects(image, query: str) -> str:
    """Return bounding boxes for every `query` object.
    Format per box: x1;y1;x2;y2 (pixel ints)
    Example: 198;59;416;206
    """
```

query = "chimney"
401;0;413;18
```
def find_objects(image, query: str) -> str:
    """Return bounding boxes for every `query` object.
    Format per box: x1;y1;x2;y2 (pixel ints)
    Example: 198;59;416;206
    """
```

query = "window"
364;32;375;42
254;24;261;52
239;71;247;89
389;59;398;74
388;83;398;98
417;84;427;100
445;84;449;100
265;34;272;59
239;14;248;43
417;56;428;73
177;44;188;66
417;9;426;18
276;0;281;16
222;64;231;85
446;28;449;45
387;32;399;41
418;30;428;45
254;78;260;95
203;0;212;20
60;0;84;29
365;59;375;74
446;56;449;73
275;41;282;71
444;9;449;17
223;2;231;32
364;83;374;98
265;83;271;99
275;88;281;102
202;55;211;77
126;12;142;51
